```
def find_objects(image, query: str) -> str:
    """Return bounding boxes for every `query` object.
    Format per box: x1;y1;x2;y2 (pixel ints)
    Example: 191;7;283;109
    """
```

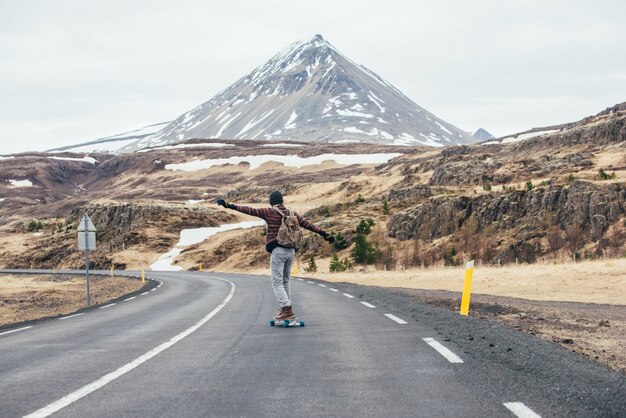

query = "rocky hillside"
125;34;475;150
0;102;624;270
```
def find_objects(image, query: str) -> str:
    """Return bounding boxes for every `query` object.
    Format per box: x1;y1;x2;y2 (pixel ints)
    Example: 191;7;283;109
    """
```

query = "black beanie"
269;190;283;205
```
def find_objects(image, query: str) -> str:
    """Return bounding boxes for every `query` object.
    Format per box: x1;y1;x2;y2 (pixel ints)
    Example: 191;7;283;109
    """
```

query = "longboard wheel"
269;320;275;326
299;321;305;327
283;321;290;328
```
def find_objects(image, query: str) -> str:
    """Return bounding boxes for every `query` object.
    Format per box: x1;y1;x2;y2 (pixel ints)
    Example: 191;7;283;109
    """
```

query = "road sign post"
77;214;96;306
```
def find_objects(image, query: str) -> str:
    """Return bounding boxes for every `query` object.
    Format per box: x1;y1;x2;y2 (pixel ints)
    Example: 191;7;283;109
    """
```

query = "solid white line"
330;288;339;292
360;302;376;308
140;292;149;296
384;313;407;324
307;281;314;284
503;402;542;418
124;297;136;301
317;283;327;287
59;313;84;320
423;338;464;364
24;278;236;418
342;293;355;299
0;326;33;336
99;303;116;309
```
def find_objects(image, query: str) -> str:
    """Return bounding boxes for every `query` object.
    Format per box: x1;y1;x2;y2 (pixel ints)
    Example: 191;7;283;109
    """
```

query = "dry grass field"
0;274;145;327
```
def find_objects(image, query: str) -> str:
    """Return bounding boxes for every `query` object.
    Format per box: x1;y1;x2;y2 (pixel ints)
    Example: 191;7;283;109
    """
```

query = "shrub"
382;198;390;214
355;218;375;235
27;219;43;232
599;169;616;181
567;174;576;185
352;234;379;264
443;247;458;266
526;180;534;191
304;255;317;273
354;194;366;204
332;232;350;251
482;182;492;191
320;206;331;217
329;253;353;272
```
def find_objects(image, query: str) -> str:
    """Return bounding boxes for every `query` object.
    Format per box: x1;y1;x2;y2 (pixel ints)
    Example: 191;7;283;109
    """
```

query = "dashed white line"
124;297;136;301
99;303;116;310
307;281;314;284
423;338;464;364
317;284;327;287
342;293;355;299
330;288;339;292
150;288;156;292
503;402;542;418
360;302;376;308
384;313;408;324
297;278;304;281
23;277;236;418
0;326;33;336
59;313;84;320
140;292;149;296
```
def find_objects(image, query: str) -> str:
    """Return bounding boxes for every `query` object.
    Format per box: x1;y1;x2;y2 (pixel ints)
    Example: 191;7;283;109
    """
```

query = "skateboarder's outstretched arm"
216;198;272;220
295;212;335;243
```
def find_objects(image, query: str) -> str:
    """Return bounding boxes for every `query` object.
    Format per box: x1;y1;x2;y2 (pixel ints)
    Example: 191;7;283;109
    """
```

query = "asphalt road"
0;270;624;417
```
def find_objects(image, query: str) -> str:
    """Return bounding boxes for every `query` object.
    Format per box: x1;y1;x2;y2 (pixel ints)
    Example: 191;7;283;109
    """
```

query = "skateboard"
269;317;305;328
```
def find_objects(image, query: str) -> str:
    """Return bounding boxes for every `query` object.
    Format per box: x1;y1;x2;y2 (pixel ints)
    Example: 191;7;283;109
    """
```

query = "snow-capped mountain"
124;35;475;151
472;128;494;141
48;122;170;154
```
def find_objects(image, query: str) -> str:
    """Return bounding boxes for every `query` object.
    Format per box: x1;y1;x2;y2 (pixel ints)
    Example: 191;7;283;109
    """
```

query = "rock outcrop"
387;181;626;242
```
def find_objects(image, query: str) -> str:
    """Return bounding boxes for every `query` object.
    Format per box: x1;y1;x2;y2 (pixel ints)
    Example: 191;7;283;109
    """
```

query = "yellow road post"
460;260;475;316
199;263;203;272
141;269;145;283
292;259;298;277
110;265;114;277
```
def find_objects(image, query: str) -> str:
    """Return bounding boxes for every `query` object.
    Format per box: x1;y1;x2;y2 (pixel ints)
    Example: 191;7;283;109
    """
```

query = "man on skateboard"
216;191;334;321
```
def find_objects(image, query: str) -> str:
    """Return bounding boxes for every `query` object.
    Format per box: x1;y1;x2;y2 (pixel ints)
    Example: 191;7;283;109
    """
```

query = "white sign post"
77;214;96;306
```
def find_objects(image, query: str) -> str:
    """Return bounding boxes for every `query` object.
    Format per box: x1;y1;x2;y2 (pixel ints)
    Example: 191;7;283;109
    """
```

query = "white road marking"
0;326;33;336
317;284;327;287
384;313;407;324
141;292;149;296
99;303;116;309
360;302;376;308
297;278;304;281
124;297;136;301
307;281;314;284
24;277;236;418
150;288;156;292
330;288;339;292
342;293;355;299
423;338;464;364
503;402;542;418
59;313;84;320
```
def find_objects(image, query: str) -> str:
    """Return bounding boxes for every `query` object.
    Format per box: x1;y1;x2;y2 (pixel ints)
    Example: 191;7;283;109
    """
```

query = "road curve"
0;270;623;417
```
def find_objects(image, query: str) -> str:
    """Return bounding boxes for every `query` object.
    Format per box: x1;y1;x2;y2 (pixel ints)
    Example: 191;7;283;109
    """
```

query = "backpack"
273;207;302;249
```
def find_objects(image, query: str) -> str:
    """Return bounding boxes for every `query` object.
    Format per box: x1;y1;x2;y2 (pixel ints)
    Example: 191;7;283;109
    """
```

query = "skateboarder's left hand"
216;198;228;208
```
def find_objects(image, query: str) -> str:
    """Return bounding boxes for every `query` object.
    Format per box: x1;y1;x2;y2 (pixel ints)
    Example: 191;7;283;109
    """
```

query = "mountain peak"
126;36;475;150
472;128;495;141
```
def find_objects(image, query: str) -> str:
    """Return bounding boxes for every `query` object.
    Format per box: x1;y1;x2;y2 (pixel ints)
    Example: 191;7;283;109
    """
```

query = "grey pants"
270;246;295;308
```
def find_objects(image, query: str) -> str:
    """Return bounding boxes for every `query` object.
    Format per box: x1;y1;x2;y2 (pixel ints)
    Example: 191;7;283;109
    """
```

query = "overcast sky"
1;0;625;154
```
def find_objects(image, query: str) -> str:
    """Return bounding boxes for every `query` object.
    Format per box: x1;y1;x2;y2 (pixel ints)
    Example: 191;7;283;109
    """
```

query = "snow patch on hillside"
48;156;97;164
8;179;33;187
164;153;402;172
149;221;266;271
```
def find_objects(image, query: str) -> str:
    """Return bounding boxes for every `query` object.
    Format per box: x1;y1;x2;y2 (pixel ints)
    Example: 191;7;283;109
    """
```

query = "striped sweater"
230;203;325;252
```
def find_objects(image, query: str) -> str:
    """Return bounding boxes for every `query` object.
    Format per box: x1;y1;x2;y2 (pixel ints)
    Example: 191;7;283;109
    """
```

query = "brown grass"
298;257;626;305
0;274;145;327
